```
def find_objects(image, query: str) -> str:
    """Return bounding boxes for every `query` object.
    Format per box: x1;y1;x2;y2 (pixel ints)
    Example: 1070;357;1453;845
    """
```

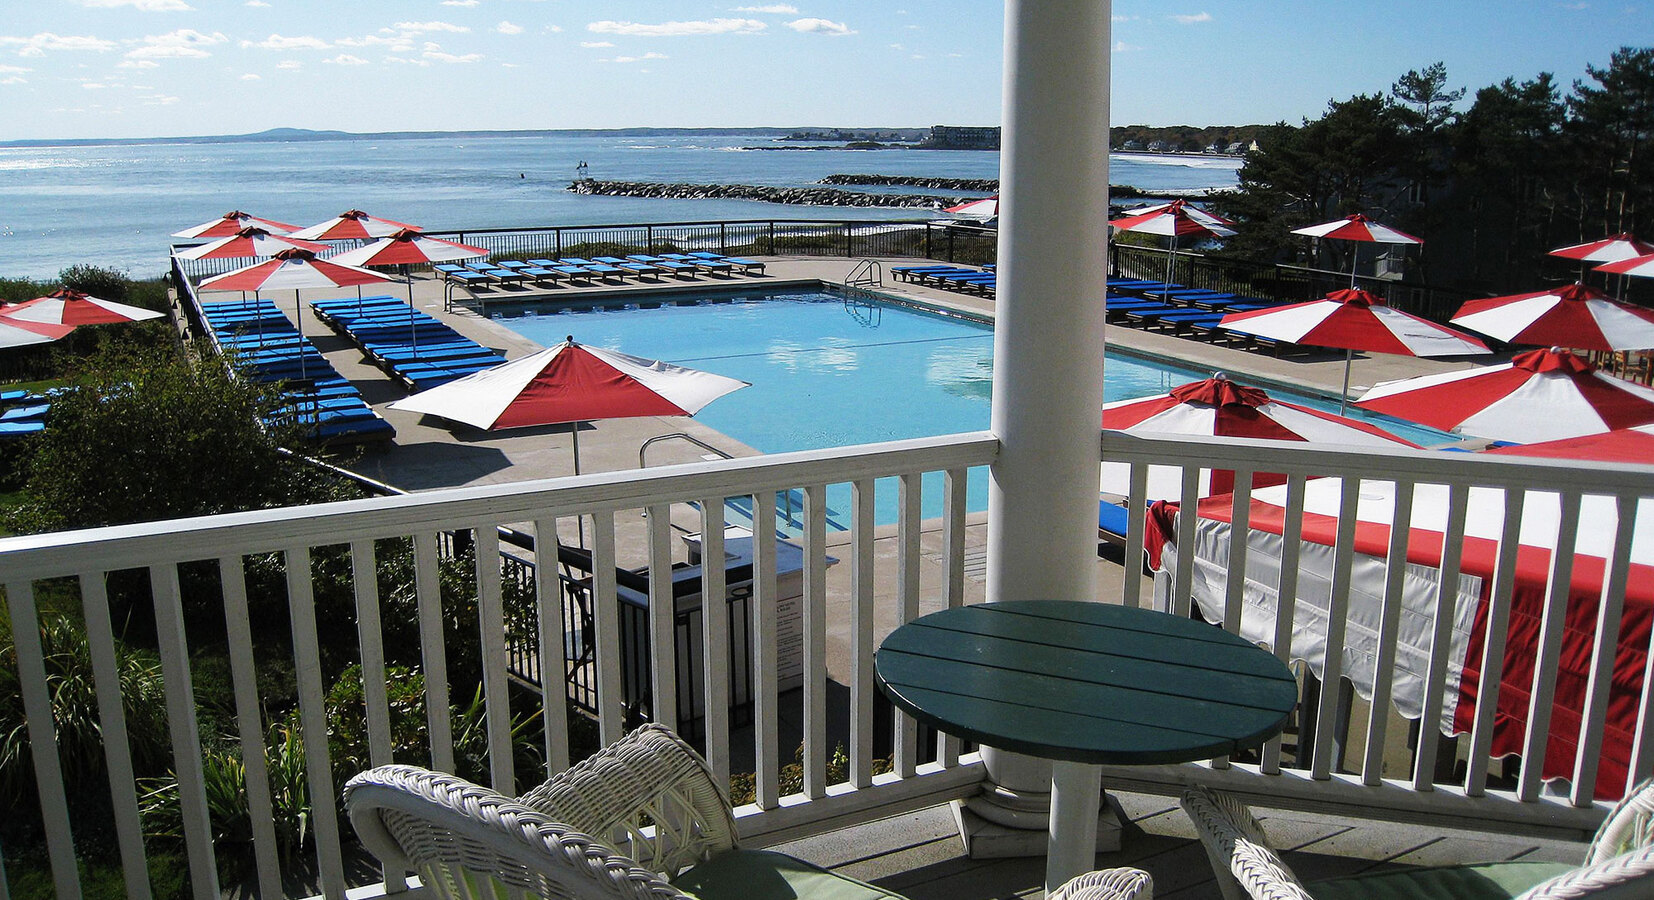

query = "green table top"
875;600;1298;765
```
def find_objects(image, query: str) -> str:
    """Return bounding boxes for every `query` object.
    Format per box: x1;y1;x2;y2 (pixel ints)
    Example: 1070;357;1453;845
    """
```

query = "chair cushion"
673;849;907;900
1308;861;1574;900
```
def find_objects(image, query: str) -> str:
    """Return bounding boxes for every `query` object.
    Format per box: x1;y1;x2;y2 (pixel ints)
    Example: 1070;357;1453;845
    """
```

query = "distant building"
1122;140;1145;151
919;125;1001;150
1147;140;1168;152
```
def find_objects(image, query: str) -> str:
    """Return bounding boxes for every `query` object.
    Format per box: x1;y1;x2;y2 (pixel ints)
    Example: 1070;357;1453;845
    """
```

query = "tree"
1566;46;1654;239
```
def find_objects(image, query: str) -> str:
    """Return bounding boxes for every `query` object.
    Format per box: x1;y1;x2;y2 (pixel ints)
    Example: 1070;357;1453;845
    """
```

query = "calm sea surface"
0;130;1240;281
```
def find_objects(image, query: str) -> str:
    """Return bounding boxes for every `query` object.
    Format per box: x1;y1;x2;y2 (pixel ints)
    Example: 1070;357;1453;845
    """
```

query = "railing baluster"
79;571;155;900
217;557;281;899
895;472;923;779
1518;491;1583;801
414;532;455;772
1572;494;1638;804
803;484;830;796
699;501;731;784
532;517;572;775
1413;483;1471;792
285;548;346;899
473;525;515;791
1466;490;1526;796
1170;466;1202;616
150;563;224;900
1261;474;1308;775
646;504;678;736
590;511;624;746
940;467;967;766
1311;477;1362;780
752;491;781;809
6;579;82;900
850;477;877;788
1122;464;1149;607
1362;481;1414;787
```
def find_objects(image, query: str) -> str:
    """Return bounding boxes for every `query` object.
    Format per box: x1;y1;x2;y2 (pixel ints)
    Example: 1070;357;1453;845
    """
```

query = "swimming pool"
488;286;1450;527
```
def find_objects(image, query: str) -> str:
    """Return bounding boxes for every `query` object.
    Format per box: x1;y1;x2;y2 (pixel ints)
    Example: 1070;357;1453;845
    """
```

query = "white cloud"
0;76;26;85
887;43;903;50
425;49;482;63
245;0;270;6
496;21;524;35
442;0;481;5
0;33;118;55
543;24;563;32
1112;14;1136;22
1171;12;1212;24
0;64;30;74
140;93;179;104
275;59;301;69
240;72;260;79
126;29;227;59
785;17;854;35
588;18;765;37
604;51;668;63
78;0;193;10
385;56;431;67
1113;41;1142;52
117;59;160;68
82;81;109;89
500;62;518;67
580;40;614;48
731;4;797;11
335;34;414;51
325;53;368;65
391;21;471;33
242;33;330;50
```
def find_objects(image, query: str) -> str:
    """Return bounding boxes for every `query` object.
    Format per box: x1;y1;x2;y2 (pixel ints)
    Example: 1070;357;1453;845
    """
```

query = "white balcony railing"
2;429;1650;899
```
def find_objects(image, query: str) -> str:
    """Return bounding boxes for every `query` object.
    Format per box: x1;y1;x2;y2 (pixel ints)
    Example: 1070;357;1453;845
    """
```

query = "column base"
951;793;1123;859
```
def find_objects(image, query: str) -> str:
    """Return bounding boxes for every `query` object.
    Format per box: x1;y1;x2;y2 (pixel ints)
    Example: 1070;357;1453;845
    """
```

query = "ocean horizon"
0;128;1241;281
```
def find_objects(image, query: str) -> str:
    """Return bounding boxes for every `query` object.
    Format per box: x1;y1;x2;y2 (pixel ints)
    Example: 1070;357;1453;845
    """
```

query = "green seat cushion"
673;849;906;900
1308;860;1575;900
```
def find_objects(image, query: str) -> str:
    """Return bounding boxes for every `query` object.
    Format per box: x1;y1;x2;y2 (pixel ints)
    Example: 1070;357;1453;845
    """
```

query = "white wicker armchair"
1180;782;1654;900
346;723;1156;900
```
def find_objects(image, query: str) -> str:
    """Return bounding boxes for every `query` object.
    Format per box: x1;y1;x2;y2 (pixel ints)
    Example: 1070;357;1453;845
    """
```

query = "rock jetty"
820;174;1000;192
569;179;956;209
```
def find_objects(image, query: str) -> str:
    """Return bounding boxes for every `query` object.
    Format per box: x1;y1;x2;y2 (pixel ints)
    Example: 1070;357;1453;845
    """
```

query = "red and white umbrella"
287;209;420;242
1113;199;1235;230
943;195;998;219
171;227;330;261
1109;199;1236;287
1485;422;1654;464
171;210;300;239
1291;213;1422;287
1355;346;1654;443
1101;375;1418;498
1597;253;1654;280
0;317;74;349
325;228;487;268
0;288;164;326
389;335;749;476
1450;282;1654;351
1221;287;1489;410
1550;233;1654;265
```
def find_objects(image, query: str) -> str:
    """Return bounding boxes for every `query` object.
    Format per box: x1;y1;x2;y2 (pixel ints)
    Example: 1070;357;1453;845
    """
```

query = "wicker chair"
1180;782;1654;900
346;722;1153;900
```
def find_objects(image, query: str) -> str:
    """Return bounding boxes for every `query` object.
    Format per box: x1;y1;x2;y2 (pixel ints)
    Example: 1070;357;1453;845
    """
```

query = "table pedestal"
952;748;1122;863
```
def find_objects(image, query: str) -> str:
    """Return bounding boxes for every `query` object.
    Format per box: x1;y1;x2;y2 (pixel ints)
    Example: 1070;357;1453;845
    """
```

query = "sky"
0;1;1649;142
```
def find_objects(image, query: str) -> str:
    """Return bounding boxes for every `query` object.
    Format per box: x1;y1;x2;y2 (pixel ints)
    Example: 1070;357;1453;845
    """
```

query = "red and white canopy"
1290;213;1421;244
1597;253;1654;280
1486;422;1654;462
288;209;420;242
326;228;488;267
1109;199;1236;238
1114;199;1235;229
198;248;396;292
1549;232;1654;264
172;227;330;261
1450;282;1654;352
0;317;75;349
943;196;998;218
171;210;300;239
1221;288;1488;357
1356;346;1654;443
0;288;164;326
389;337;750;430
1101;376;1417;498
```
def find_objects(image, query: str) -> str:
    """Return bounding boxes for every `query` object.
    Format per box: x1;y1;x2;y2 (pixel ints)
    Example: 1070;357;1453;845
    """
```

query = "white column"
972;0;1112;870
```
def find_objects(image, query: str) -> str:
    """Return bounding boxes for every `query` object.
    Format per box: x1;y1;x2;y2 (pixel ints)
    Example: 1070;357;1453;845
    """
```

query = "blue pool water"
488;287;1449;526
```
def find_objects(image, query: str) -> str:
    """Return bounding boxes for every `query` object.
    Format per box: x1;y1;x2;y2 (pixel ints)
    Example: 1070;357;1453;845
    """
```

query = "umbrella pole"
1165;237;1176;288
572;423;585;545
1339;347;1353;414
407;270;418;356
296;289;307;382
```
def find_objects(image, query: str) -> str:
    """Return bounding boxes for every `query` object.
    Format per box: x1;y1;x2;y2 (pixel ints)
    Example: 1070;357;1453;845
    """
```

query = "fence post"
719;223;727;253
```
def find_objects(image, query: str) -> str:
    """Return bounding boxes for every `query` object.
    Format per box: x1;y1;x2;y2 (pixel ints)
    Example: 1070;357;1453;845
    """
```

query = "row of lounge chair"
890;264;997;296
311;296;505;392
437;253;766;290
0;389;49;438
199;299;395;443
1105;277;1300;352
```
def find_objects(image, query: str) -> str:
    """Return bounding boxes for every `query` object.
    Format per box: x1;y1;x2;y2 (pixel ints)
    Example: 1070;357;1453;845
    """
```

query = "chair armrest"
1050;868;1154;900
1587;778;1654;864
518;724;739;876
1180;786;1314;900
1516;844;1654;899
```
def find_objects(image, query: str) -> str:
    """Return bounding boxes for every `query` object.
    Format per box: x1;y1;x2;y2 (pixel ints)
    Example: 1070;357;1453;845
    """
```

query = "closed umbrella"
1355;346;1654;443
172;227;330;261
172;210;300;239
1291;213;1422;288
288;209;420;242
1220;287;1489;411
1;288;163;326
1101;374;1418;499
1109;199;1236;289
1449;282;1654;351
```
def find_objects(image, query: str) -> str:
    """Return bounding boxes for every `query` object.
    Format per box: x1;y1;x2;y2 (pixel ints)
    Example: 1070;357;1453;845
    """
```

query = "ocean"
0;129;1241;282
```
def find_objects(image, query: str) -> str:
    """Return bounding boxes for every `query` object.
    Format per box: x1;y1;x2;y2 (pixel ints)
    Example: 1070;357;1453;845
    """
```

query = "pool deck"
248;257;1567;899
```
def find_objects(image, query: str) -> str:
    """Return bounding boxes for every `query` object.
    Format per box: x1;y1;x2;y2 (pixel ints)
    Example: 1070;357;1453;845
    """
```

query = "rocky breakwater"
569;179;956;209
819;174;1000;192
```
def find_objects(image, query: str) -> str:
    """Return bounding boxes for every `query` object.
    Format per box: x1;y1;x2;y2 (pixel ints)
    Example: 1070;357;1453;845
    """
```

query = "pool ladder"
846;257;883;289
640;433;846;538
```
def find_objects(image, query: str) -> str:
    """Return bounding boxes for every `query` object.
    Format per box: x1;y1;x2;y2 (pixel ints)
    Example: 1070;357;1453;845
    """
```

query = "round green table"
875;600;1298;893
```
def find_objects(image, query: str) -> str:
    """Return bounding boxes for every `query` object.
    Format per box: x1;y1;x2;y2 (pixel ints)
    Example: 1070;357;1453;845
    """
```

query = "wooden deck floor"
770;789;1588;900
